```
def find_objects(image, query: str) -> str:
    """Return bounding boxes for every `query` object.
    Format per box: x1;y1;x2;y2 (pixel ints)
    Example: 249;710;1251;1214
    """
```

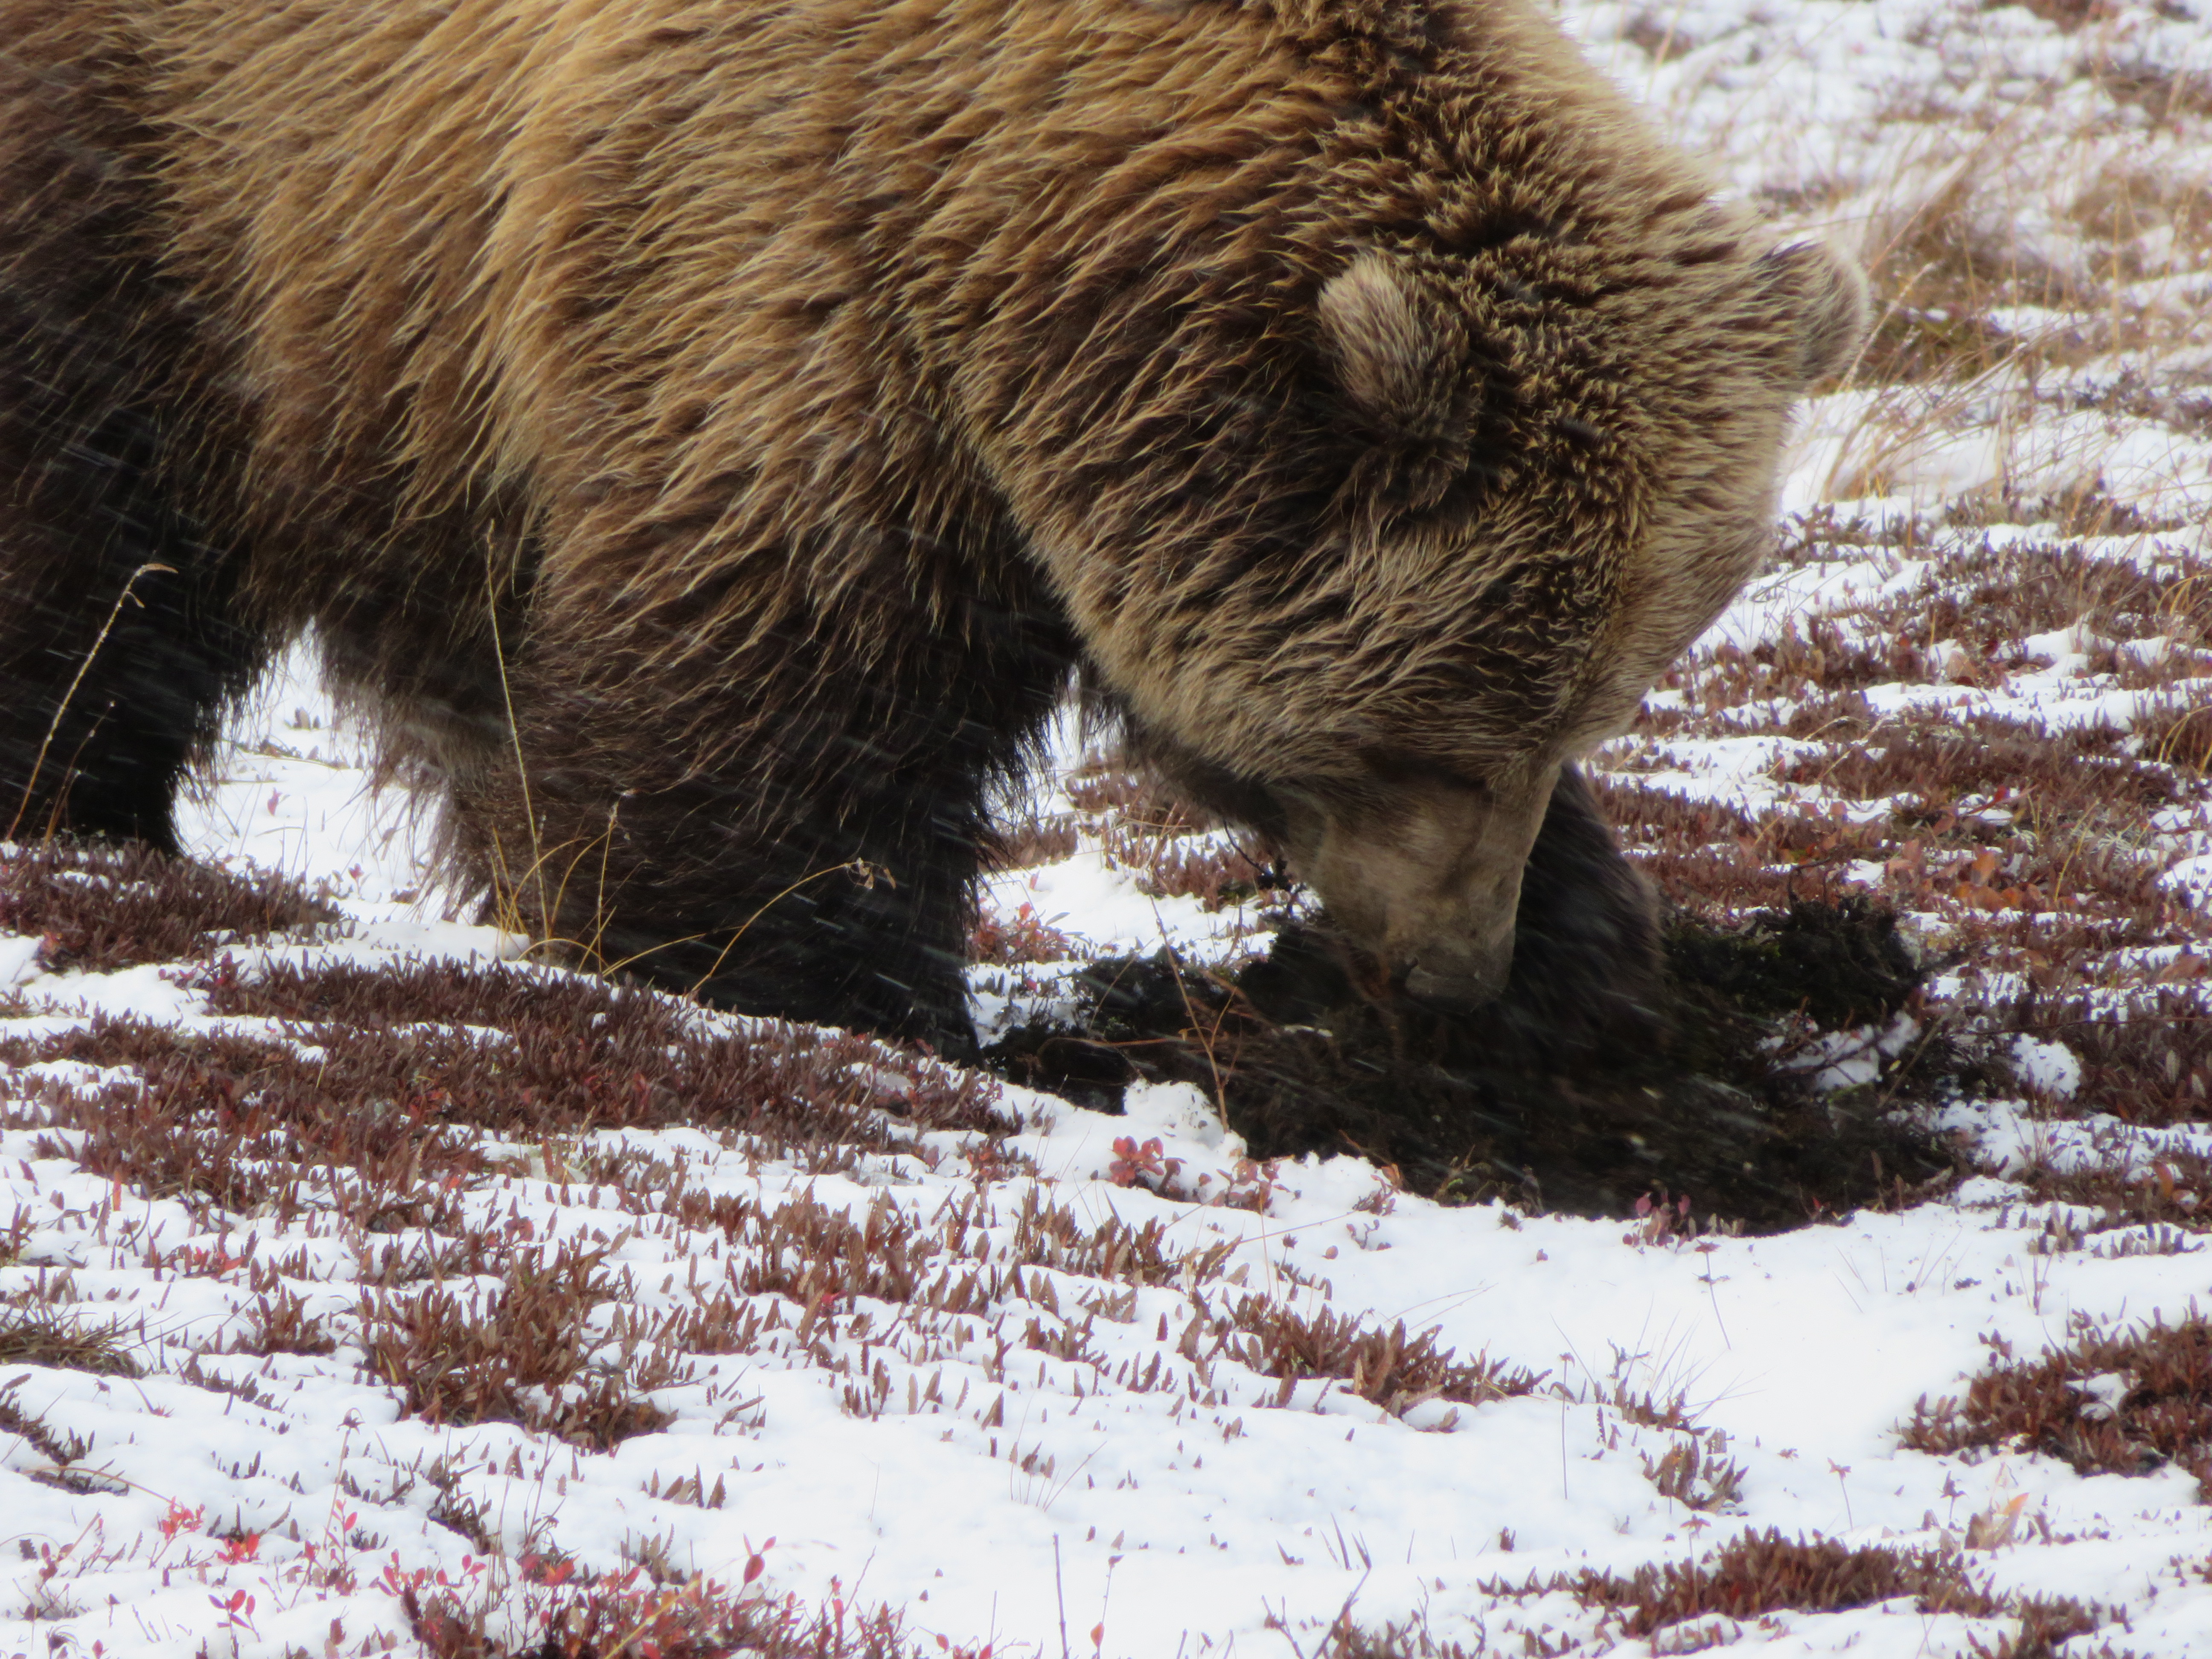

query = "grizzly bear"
0;0;1865;1054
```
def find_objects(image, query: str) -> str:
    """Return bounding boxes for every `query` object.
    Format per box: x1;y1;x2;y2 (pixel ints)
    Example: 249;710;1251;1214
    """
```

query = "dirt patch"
983;899;1960;1231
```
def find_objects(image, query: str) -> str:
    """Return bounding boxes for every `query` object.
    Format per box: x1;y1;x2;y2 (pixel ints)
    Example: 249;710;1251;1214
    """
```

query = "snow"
12;675;2212;1656
6;0;2212;1654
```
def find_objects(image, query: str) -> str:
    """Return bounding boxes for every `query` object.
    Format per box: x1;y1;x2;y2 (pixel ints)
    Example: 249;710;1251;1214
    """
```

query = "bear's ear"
1756;239;1871;389
1318;253;1459;432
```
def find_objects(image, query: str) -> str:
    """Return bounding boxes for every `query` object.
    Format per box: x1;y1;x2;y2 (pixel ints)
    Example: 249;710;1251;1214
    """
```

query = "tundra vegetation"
1;1;2211;1656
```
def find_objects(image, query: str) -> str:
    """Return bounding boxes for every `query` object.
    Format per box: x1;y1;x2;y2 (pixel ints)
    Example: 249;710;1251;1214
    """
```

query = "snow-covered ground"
6;1;2212;1655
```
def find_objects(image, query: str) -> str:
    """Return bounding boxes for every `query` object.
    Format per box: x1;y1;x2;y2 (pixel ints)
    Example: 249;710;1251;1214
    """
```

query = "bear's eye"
1426;466;1503;533
1477;571;1519;610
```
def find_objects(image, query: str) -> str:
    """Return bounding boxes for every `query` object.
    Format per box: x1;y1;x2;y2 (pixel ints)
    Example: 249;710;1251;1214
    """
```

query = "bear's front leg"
480;582;1072;1059
1503;763;1665;1034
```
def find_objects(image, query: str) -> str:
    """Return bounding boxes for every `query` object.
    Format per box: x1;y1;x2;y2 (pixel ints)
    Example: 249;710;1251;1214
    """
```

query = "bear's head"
1109;231;1869;1010
1288;238;1868;1007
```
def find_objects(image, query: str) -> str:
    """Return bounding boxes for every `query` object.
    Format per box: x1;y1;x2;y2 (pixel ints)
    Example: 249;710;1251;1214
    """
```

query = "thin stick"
1054;1535;1071;1659
685;857;886;999
588;793;623;963
1149;905;1226;1108
7;562;173;842
483;551;549;944
34;706;113;844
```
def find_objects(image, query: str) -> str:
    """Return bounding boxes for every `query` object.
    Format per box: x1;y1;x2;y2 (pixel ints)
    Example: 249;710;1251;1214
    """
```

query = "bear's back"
55;0;1709;563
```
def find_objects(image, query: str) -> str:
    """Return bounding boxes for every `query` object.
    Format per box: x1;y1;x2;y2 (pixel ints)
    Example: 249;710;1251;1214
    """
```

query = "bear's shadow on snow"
982;898;1962;1233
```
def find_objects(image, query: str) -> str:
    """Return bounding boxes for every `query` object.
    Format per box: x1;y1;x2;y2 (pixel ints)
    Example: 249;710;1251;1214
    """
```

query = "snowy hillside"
3;1;2212;1655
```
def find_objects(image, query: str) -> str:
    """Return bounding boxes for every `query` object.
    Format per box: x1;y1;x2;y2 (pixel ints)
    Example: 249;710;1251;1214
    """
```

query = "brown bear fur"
0;0;1866;1051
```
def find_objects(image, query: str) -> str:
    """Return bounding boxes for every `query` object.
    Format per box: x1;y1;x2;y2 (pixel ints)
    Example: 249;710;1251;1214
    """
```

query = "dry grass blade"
0;1303;141;1377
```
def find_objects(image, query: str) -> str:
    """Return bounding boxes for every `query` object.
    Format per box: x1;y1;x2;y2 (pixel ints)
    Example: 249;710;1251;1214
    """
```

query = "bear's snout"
1392;854;1524;1010
1402;936;1517;1011
1278;765;1560;1012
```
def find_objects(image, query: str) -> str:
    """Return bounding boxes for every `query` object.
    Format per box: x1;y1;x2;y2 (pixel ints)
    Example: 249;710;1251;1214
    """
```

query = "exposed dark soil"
981;899;1962;1232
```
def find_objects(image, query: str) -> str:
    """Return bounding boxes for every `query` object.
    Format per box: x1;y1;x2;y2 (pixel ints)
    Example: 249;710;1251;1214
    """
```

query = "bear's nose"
1401;937;1514;1011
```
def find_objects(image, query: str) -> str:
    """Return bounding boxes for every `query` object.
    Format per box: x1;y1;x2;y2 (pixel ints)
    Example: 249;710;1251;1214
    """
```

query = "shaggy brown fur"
0;0;1865;1050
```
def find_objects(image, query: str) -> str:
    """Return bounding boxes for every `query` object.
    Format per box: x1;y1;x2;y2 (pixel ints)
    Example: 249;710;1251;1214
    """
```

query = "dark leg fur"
1504;763;1663;1025
0;32;263;851
494;579;1075;1057
0;408;260;853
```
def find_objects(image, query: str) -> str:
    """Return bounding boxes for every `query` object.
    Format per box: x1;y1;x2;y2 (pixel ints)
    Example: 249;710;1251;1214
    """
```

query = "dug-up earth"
6;1;2212;1656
